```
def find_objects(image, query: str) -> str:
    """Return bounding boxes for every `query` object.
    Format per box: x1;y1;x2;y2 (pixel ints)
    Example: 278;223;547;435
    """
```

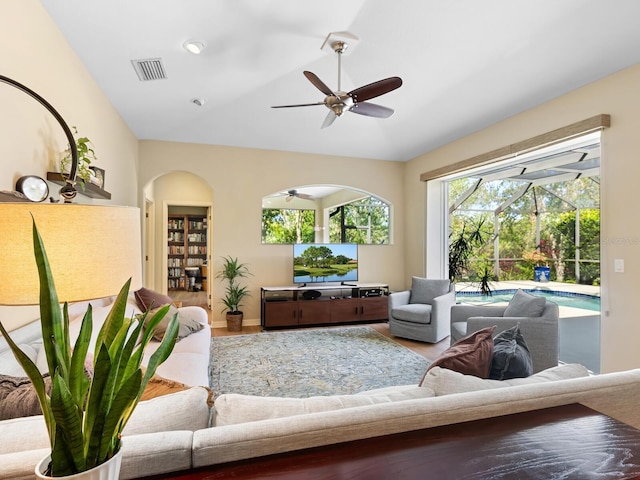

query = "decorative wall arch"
262;184;392;244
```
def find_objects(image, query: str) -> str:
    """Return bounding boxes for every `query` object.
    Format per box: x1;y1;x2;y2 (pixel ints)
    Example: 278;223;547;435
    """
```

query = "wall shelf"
47;172;112;200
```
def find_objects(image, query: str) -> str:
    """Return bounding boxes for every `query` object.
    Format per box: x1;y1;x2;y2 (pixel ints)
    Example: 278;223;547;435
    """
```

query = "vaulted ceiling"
41;0;640;161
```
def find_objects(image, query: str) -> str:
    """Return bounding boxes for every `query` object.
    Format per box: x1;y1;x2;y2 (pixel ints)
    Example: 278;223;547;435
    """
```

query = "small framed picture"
89;167;105;188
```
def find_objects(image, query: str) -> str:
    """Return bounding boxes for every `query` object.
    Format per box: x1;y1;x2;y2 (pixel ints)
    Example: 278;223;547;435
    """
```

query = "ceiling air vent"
131;58;167;81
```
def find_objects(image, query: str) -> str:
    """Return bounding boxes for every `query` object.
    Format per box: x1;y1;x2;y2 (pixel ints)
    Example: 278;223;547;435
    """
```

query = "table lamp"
0;203;142;306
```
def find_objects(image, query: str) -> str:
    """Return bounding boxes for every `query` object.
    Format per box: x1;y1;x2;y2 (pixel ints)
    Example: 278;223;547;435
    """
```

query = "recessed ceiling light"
183;40;205;55
191;98;206;107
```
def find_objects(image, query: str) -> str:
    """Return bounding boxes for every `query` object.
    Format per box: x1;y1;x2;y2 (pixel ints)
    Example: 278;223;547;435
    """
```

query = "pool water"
456;290;600;312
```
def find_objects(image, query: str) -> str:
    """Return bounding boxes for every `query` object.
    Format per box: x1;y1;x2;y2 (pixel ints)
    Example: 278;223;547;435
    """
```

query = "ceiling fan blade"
271;102;324;108
285;195;293;202
297;193;313;200
321;110;338;129
304;71;334;96
349;102;395;119
349;76;403;103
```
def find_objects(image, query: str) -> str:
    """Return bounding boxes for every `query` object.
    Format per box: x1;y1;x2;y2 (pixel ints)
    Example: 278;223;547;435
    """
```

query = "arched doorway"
143;171;213;309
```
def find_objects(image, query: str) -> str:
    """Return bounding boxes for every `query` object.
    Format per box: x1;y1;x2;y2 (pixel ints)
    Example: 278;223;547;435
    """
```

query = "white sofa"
0;293;212;387
3;355;640;478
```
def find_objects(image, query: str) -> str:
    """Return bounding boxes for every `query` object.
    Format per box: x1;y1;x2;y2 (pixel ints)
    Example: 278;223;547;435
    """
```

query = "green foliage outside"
262;209;315;244
261;195;390;245
550;209;600;284
328;196;390;244
448;175;600;286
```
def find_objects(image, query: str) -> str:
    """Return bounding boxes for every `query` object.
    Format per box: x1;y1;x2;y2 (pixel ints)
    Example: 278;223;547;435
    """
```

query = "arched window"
262;185;391;244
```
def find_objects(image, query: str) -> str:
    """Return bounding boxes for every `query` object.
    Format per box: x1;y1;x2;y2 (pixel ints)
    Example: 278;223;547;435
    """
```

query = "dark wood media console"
260;284;389;329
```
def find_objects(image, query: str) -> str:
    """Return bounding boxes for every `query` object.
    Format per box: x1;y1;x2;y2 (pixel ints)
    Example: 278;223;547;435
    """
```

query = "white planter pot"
35;447;123;480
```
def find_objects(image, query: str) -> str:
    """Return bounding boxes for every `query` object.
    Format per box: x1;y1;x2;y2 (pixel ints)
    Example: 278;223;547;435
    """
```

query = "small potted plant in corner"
59;126;97;191
0;221;180;479
216;255;252;332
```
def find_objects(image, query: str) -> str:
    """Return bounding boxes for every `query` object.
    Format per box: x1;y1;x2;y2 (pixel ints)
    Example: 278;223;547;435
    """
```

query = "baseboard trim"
211;317;261;329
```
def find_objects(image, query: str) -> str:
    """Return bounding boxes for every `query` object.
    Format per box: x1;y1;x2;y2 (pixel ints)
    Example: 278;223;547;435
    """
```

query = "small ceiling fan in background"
280;189;313;202
271;32;403;128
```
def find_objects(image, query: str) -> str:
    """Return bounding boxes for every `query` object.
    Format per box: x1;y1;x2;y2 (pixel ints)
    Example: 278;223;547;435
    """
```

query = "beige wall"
0;0;139;331
139;141;405;326
405;64;640;373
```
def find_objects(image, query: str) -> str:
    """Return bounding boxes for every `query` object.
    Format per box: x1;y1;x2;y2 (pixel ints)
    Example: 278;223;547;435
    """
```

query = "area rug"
209;326;430;398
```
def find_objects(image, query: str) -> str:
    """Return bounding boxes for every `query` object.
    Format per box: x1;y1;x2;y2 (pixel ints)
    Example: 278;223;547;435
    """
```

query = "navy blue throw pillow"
489;325;533;380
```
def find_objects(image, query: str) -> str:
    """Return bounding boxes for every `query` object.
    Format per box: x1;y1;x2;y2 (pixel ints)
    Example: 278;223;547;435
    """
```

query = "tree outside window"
261;209;315;244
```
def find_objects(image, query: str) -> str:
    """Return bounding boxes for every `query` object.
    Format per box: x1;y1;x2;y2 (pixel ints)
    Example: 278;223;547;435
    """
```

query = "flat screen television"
293;243;358;285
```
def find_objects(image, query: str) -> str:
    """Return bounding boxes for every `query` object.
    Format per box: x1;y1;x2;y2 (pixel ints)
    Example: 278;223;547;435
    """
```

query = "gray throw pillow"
144;305;204;341
409;277;450;304
490;325;533;380
503;289;546;317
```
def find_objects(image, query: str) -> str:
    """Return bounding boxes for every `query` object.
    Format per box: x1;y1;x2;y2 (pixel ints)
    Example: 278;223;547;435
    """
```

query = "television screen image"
293;243;358;285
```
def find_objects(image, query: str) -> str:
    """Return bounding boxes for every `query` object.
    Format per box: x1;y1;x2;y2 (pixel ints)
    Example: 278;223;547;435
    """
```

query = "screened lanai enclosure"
443;133;602;374
448;140;600;287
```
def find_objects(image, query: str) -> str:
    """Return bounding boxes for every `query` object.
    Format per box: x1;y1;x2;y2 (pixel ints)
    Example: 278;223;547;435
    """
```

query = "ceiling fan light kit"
271;31;402;128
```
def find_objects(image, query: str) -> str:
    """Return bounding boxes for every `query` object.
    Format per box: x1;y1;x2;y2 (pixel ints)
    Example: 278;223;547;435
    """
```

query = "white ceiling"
41;0;640;162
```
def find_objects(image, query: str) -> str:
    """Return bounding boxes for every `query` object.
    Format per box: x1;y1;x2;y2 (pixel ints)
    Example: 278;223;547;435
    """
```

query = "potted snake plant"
0;220;180;479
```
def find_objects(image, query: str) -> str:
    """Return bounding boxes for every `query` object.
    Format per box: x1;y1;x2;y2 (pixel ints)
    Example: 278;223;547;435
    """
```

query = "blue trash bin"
534;266;550;282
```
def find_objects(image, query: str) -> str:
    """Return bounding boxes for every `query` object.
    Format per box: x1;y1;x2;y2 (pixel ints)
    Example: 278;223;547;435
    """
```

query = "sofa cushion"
213;385;435;426
423;363;590;396
68;304;127;354
0;415;50;454
135;287;174;312
123;387;212;435
490;325;533;380
0;374;52;420
0;387;212;459
144;305;204;342
409;277;450;304
422;326;496;381
503;289;546;317
390;304;432;324
0;343;39;377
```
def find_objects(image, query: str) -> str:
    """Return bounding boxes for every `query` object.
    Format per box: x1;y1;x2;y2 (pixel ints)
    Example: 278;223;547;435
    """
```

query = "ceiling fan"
280;189;313;202
271;39;402;129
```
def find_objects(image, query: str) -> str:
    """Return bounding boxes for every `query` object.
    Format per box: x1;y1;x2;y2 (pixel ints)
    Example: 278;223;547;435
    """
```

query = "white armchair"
388;277;455;343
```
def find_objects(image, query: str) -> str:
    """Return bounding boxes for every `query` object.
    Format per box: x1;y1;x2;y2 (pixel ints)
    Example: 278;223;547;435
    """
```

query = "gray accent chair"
388;277;455;343
450;296;559;373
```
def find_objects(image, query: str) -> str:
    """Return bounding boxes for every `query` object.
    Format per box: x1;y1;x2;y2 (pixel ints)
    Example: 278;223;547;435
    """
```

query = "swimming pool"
456;289;601;312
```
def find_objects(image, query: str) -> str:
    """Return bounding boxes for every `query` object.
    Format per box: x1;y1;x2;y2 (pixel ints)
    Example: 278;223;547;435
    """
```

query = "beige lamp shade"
0;203;142;306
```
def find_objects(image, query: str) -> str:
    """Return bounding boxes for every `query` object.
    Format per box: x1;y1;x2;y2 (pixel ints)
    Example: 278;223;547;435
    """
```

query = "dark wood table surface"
142;403;640;480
